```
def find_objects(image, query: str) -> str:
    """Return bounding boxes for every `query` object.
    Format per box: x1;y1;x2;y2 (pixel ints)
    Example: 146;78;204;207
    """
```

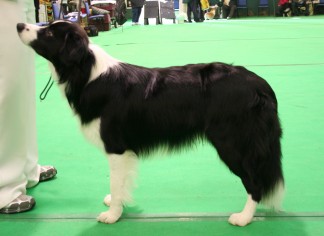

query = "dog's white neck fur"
48;44;118;152
88;44;120;81
49;43;120;97
49;43;119;81
48;43;120;144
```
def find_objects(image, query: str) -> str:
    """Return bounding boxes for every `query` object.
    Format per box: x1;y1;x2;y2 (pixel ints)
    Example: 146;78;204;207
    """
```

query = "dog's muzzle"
16;23;39;45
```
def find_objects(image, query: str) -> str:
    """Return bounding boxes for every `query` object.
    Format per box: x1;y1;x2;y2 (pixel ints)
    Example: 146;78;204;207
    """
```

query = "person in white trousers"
0;0;57;213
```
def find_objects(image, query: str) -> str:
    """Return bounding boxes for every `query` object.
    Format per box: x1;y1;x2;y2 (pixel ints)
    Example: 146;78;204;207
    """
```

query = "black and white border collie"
17;21;284;226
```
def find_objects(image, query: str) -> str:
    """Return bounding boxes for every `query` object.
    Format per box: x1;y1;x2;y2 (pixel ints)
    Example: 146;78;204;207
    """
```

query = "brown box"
89;14;111;31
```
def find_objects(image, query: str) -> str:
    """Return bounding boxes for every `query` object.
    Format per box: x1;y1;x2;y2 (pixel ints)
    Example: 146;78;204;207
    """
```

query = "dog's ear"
59;31;89;65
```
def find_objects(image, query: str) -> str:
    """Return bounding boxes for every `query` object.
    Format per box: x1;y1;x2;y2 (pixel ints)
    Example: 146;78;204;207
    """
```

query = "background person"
130;0;145;25
222;0;237;19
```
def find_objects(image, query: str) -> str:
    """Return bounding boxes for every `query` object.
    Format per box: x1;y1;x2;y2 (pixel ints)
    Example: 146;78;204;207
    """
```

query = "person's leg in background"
227;4;237;19
222;5;229;18
132;7;143;25
137;7;143;23
191;0;201;22
198;1;205;21
132;7;138;24
187;0;193;22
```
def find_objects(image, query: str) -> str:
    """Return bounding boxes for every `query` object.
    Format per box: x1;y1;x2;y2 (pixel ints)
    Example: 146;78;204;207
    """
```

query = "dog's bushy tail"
245;81;285;211
261;179;285;211
256;90;285;211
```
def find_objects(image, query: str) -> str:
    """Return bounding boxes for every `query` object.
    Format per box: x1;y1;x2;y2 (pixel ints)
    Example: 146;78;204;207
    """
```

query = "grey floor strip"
1;212;324;222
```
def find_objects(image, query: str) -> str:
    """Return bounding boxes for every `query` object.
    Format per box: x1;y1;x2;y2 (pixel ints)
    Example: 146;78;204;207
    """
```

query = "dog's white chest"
80;118;105;151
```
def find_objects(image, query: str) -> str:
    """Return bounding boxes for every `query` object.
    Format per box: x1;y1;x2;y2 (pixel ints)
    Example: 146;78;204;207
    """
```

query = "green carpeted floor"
1;16;324;235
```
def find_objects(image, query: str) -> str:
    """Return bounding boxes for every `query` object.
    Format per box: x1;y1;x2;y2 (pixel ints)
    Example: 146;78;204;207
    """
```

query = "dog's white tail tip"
261;180;285;211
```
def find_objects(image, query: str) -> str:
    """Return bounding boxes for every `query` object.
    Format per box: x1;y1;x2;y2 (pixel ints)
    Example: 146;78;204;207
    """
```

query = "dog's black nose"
17;23;26;33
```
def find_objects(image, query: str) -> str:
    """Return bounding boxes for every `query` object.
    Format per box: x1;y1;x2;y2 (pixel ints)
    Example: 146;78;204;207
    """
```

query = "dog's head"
17;21;89;66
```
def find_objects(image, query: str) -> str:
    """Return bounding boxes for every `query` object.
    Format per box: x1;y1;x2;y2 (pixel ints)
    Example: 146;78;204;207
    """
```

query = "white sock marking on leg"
97;150;138;224
228;194;257;227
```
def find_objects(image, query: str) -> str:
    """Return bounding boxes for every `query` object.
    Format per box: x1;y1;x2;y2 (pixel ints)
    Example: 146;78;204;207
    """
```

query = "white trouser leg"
24;0;41;188
0;0;39;209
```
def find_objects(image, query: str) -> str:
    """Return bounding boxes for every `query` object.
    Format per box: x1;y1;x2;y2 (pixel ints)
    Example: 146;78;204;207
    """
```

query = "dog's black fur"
17;21;284;216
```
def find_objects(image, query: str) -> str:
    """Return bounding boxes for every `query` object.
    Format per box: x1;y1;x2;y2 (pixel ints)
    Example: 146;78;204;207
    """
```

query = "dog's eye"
45;30;53;37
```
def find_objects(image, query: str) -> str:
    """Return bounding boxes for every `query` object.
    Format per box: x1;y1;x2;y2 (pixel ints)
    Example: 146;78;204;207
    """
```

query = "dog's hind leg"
207;121;269;226
207;111;284;226
97;150;138;224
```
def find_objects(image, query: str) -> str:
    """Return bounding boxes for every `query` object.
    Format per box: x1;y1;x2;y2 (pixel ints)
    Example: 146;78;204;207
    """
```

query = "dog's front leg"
97;150;138;224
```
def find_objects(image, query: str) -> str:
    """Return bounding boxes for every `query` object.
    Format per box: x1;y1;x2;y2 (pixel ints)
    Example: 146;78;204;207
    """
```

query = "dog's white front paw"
97;210;121;224
228;212;253;227
104;194;111;206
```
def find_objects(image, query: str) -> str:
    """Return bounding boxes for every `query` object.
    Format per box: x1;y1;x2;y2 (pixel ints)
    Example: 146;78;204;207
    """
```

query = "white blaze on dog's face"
17;21;89;65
